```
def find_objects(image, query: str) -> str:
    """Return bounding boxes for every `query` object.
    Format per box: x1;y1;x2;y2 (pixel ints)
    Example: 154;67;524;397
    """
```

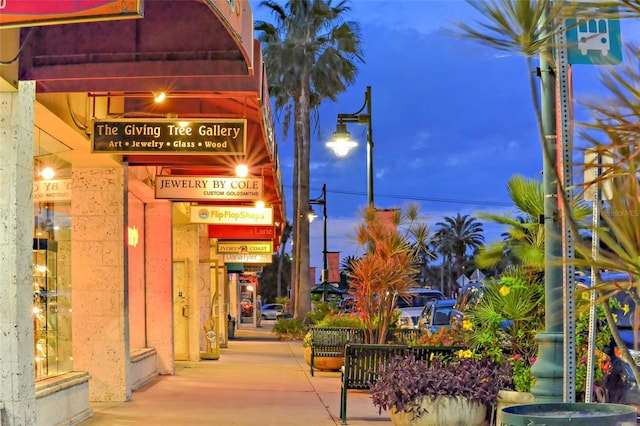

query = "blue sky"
250;0;639;279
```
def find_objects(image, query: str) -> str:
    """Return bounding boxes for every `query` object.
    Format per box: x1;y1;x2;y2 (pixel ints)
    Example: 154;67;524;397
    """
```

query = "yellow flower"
581;291;591;301
622;304;630;315
499;286;510;297
430;353;436;361
612;313;618;323
457;349;473;359
462;318;473;331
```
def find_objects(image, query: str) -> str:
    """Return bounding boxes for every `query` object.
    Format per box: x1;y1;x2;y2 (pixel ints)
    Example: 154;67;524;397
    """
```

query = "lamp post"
326;86;374;207
309;184;328;302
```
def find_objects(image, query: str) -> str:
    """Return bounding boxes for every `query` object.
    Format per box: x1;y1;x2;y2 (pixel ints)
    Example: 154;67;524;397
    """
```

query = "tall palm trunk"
276;223;290;298
296;75;312;318
291;99;301;314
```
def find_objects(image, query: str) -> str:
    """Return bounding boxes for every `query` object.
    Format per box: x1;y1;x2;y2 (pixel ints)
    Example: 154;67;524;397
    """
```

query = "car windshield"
433;307;454;325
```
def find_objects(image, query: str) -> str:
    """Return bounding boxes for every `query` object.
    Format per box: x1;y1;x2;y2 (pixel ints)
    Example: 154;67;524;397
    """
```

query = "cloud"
410;131;431;150
375;167;388;180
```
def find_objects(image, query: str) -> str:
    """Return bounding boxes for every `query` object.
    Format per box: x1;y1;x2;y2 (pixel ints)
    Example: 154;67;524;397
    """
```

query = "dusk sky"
250;0;640;281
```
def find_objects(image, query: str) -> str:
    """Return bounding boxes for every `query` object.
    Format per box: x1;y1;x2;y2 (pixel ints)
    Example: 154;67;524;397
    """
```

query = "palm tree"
477;175;590;280
454;0;640;395
568;44;640;388
432;227;454;295
276;221;292;298
435;214;484;289
256;0;363;318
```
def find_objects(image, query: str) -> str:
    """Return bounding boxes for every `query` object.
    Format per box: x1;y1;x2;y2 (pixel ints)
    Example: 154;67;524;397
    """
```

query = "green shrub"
315;312;363;328
271;317;308;340
307;301;334;324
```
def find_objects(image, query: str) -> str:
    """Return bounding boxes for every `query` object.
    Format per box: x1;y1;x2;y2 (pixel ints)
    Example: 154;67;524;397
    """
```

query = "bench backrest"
343;344;409;390
310;327;364;347
388;328;420;344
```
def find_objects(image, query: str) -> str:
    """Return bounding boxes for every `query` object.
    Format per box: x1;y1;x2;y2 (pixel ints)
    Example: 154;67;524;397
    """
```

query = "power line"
286;185;513;207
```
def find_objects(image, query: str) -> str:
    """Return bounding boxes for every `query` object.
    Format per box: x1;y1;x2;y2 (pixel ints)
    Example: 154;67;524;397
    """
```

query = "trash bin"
228;317;236;340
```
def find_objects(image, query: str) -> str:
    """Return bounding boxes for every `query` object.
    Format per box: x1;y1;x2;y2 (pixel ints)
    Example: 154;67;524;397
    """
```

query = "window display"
33;128;73;380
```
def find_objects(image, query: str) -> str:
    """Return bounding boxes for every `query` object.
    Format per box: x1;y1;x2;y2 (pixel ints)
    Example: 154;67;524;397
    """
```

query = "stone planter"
389;396;486;426
303;346;344;372
495;390;534;426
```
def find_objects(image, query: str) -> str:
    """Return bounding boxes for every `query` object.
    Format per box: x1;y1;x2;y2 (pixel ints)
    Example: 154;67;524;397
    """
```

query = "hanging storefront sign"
223;254;272;264
33;179;72;202
243;265;263;274
208;224;274;240
155;176;263;201
0;0;143;29
190;205;273;225
91;119;246;155
216;241;273;255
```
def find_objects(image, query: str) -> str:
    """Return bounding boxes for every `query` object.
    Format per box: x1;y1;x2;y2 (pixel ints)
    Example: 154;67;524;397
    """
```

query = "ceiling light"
153;92;166;103
40;167;56;180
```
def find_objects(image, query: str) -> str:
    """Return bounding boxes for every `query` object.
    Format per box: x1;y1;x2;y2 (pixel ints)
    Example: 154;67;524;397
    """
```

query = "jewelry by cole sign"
91;119;246;155
190;205;273;225
155;176;263;201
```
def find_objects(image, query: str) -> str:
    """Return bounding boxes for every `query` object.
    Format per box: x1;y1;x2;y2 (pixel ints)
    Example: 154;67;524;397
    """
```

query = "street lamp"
326;86;374;207
309;184;328;302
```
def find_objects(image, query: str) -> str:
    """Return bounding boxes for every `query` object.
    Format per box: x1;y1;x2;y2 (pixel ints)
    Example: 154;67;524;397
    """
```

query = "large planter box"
389;396;485;426
304;346;343;371
495;390;534;426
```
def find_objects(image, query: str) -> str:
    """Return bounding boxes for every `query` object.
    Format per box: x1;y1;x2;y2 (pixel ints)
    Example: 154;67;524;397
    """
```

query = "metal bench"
340;343;409;425
339;344;462;424
309;327;364;376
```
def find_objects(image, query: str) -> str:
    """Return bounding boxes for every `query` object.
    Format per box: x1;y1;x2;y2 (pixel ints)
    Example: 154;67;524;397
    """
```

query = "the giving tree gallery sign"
92;119;246;155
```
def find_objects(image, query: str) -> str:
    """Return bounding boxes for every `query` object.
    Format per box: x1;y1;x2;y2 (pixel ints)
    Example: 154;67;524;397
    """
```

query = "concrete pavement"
78;322;390;425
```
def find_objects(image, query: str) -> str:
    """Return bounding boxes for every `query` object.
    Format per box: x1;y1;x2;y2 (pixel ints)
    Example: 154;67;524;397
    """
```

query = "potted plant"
370;353;508;426
302;312;363;370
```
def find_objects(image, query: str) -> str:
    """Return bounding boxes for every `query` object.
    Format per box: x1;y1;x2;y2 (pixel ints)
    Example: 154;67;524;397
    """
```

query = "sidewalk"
78;323;390;425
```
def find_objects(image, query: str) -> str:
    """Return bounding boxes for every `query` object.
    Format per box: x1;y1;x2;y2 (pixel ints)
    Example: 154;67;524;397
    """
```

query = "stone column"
71;167;129;401
145;202;173;374
0;82;37;425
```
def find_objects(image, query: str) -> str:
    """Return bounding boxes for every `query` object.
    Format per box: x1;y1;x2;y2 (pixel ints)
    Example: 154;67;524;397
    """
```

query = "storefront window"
33;128;73;380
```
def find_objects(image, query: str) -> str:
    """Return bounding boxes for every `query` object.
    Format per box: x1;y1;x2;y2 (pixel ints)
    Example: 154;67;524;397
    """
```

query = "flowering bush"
370;353;510;418
509;354;535;393
466;271;544;392
416;322;470;347
574;292;614;396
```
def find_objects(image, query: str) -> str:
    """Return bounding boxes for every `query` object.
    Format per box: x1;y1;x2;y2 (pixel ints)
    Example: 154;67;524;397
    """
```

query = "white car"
260;303;284;320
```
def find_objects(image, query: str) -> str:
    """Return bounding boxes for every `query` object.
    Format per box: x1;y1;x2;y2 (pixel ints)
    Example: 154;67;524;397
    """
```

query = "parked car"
339;297;356;313
416;299;456;333
396;288;444;328
260;303;284;320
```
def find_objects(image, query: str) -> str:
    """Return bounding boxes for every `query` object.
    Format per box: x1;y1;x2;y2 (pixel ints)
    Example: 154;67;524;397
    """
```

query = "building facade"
0;1;285;425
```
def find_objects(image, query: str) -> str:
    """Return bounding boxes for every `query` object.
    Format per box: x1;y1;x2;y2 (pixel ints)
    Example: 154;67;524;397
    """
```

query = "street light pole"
326;86;374;207
310;184;328;302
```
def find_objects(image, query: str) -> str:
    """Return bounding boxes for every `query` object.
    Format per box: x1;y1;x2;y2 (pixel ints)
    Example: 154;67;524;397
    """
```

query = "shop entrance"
173;259;190;360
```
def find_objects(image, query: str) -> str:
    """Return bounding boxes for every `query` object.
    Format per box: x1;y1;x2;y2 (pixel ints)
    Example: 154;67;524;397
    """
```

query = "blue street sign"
566;5;622;65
